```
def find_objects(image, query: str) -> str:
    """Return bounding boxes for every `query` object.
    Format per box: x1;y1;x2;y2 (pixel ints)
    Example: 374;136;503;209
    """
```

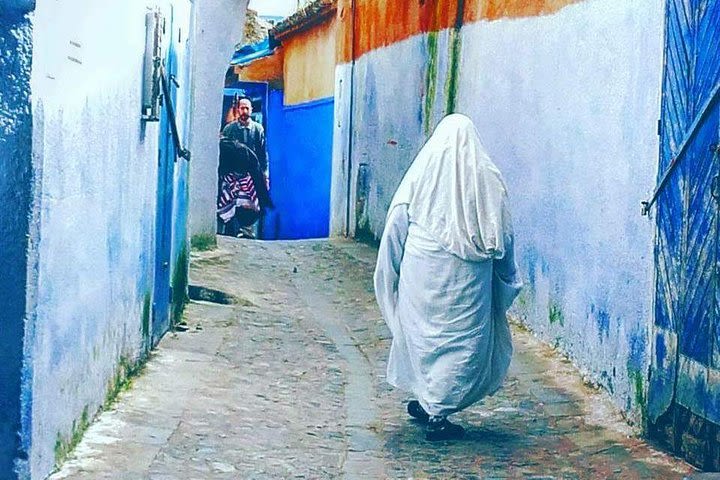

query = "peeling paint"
655;331;668;368
648;0;720;462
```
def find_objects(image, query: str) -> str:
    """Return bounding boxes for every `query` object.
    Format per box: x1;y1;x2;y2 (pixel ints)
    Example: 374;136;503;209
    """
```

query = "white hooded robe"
374;114;522;417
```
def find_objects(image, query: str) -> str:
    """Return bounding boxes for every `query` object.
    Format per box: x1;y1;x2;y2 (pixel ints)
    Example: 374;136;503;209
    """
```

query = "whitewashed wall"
187;0;249;243
333;0;665;422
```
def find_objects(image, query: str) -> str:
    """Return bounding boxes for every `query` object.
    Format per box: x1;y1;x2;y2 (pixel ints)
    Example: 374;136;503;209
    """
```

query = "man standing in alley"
219;96;270;238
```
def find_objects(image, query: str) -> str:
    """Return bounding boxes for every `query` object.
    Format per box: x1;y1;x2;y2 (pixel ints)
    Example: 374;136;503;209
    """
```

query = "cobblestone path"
50;238;694;479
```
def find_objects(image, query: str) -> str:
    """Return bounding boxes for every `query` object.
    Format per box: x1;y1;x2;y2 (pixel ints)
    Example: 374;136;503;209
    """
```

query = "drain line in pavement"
289;270;385;479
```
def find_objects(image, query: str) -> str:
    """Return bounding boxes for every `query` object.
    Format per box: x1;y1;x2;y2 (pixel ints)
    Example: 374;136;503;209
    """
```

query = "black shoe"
407;400;430;423
237;227;255;239
425;416;465;441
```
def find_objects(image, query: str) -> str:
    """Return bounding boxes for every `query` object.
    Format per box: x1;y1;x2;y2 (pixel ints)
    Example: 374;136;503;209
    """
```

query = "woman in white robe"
374;114;522;441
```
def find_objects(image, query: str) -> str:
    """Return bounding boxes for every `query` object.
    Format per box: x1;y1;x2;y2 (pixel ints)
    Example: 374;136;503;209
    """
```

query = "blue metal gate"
267;96;334;240
648;0;720;464
152;7;179;344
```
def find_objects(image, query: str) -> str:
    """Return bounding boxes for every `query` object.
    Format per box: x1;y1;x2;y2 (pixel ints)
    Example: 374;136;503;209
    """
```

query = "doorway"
219;81;333;240
649;0;720;468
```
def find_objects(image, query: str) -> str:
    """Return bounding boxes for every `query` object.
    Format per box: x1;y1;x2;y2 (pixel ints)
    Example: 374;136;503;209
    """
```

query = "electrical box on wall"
141;9;164;121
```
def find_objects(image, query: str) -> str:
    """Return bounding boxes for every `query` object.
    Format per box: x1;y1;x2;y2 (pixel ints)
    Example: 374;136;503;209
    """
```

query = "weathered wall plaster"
26;1;192;477
336;0;664;422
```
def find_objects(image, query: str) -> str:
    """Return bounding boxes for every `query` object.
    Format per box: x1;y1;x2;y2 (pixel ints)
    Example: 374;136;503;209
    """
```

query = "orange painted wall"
233;0;582;98
234;50;284;88
464;0;580;22
283;17;338;105
336;0;581;63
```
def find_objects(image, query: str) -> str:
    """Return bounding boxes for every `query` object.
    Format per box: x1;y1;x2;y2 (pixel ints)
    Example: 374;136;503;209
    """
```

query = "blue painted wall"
263;94;333;240
0;8;33;478
262;88;284;238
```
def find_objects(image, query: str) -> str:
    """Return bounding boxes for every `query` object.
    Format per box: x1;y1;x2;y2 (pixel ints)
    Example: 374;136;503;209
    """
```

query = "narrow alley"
4;0;720;478
49;238;693;480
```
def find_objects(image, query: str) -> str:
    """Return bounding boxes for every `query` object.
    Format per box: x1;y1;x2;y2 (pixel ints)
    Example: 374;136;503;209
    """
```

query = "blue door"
649;0;720;463
263;95;334;240
152;8;178;344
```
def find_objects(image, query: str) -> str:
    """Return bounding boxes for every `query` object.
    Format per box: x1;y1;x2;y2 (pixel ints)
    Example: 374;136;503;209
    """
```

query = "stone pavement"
50;237;695;479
